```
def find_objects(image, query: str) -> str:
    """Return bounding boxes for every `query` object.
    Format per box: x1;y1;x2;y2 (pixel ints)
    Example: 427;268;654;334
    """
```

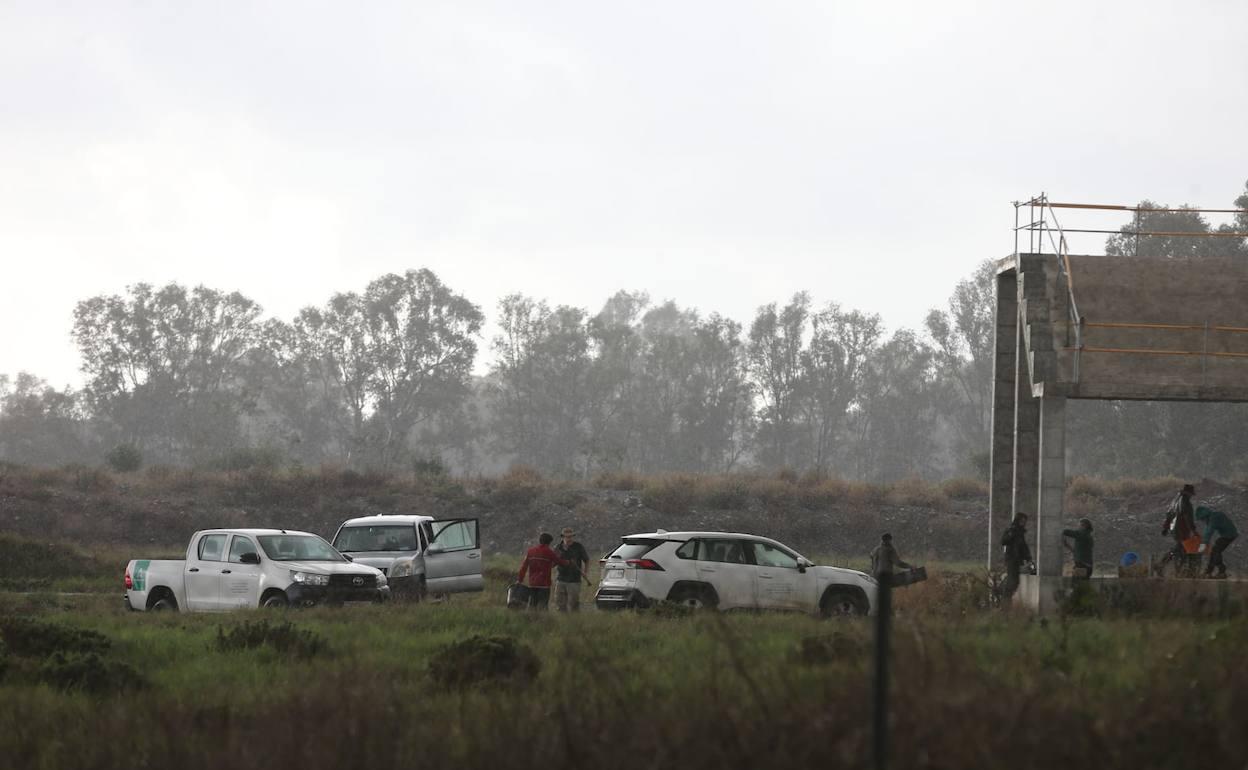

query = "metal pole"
872;571;893;770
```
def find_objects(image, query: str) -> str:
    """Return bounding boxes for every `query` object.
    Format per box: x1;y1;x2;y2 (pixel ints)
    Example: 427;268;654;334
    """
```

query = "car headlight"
290;571;330;586
390;561;413;579
375;572;388;586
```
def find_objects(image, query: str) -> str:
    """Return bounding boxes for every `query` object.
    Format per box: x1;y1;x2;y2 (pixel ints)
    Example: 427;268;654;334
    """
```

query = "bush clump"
492;465;545;507
791;632;866;666
214;620;330;659
105;444;143;473
38;651;146;694
0;617;112;658
427;635;540;689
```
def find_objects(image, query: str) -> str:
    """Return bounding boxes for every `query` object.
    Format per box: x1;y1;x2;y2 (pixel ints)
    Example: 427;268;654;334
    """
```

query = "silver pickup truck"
124;528;390;611
330;515;484;599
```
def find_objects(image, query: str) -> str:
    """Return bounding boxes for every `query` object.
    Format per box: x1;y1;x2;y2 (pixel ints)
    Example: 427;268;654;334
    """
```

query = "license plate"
606;567;624;580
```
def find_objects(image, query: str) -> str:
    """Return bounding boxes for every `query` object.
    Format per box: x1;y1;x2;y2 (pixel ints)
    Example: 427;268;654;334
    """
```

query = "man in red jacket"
517;533;569;609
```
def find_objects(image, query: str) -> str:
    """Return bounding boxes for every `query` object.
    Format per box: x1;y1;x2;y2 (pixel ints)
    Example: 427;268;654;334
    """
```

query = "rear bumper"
287;584;391;606
595;587;649;609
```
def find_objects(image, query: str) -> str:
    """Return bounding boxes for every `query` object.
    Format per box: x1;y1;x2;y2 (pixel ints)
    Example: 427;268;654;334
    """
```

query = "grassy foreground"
2;570;1246;770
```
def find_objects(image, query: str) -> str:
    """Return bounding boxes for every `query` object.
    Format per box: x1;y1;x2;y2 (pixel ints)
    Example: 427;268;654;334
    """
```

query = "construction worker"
516;533;569;609
1063;518;1095;579
1195;507;1238;579
1000;514;1034;602
1159;484;1200;576
869;533;911;578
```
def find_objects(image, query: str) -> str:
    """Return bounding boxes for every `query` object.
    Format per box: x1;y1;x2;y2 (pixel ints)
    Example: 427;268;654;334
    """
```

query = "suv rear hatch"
597;538;663;605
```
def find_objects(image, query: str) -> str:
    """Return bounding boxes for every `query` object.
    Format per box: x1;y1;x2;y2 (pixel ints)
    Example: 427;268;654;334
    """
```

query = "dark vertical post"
872;571;893;770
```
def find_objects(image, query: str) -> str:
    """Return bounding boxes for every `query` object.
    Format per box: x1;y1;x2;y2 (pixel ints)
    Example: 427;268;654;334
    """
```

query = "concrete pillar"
987;270;1018;568
1034;394;1067;614
1011;323;1039;526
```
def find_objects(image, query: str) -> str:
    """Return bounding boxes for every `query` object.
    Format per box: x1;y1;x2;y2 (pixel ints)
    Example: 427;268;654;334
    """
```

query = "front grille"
330;573;377;589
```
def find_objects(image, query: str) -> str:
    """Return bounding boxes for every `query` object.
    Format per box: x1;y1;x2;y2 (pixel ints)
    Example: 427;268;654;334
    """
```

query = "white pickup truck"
124;529;390;611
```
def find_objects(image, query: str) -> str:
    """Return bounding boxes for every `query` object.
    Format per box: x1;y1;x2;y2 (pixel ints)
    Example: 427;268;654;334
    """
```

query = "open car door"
422;519;484;594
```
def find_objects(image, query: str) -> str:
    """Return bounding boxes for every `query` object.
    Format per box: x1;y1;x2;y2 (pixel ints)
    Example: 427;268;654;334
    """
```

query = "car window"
197;534;227;562
699;539;749;565
751;541;799;569
257;535;345;562
334;525;419;552
607;539;661;560
675;540;699;559
228;536;258;564
429;520;477;552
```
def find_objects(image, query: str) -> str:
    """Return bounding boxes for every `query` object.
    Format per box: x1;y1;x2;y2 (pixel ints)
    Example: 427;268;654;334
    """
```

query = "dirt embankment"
0;467;1243;569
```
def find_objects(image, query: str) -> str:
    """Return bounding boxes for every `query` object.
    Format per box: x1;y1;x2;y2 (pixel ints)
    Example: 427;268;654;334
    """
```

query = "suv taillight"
626;558;664;571
124;571;132;589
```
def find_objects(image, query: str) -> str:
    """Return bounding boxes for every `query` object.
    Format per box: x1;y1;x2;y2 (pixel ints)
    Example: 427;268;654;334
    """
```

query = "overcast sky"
3;0;1246;388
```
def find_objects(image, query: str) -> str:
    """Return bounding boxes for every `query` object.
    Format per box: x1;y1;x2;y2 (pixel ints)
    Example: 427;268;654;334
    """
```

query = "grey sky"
3;0;1246;387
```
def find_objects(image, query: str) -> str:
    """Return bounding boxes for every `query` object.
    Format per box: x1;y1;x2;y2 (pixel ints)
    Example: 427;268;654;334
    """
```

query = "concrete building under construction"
989;195;1248;611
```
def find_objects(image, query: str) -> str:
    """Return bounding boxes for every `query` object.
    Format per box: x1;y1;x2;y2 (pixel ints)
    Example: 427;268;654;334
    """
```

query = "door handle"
701;567;717;572
221;569;232;574
467;553;480;559
188;567;200;573
759;574;774;579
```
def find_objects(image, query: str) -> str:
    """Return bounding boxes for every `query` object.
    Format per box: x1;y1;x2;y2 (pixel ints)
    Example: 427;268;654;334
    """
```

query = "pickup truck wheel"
820;588;868;618
150;597;177;612
262;592;289;609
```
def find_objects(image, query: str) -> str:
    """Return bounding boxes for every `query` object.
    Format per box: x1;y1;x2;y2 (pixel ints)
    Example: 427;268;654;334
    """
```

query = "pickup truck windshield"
257;535;345;562
334;525;418;552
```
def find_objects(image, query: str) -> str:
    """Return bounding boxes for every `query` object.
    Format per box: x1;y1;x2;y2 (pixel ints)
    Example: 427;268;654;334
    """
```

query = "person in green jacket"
1195;507;1238;579
1062;518;1095;579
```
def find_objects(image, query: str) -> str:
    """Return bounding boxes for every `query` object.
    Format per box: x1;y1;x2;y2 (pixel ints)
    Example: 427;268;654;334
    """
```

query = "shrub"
1067;476;1110;498
105;444;143;473
701;475;750;509
1109;476;1184;498
427;635;540;689
214;620;330;659
63;464;114;493
885;477;947;508
0;637;7;680
38;651;146;694
642;474;701;515
210;446;284;473
0;617;112;658
411;455;449;478
790;632;866;665
492;465;545;507
941;477;989;499
593;470;646;490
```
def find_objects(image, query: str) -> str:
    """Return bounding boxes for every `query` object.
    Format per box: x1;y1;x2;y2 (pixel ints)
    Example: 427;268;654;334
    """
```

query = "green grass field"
2;554;1247;770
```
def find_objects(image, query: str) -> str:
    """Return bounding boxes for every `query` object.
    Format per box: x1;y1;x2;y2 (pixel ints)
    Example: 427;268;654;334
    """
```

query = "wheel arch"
665;580;720;605
145;586;178;611
819;584;870;615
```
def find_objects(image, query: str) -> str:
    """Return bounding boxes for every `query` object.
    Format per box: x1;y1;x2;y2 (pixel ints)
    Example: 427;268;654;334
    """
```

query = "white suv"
594;530;877;616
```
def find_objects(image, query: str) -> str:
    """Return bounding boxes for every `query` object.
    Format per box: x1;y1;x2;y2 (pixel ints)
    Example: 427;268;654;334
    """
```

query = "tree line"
3;181;1247;482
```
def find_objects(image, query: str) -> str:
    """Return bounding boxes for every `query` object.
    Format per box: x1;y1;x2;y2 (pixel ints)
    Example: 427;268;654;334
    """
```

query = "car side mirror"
426;544;445;555
342;553;354;562
797;557;813;573
240;552;260;565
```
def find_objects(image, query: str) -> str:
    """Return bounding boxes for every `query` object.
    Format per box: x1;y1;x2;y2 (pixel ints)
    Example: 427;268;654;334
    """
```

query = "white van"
331;515;484;598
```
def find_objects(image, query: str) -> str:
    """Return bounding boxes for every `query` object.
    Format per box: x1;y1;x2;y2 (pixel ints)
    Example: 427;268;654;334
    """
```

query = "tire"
261;592;289;609
667;585;717;610
820;588;868;618
150;596;177;612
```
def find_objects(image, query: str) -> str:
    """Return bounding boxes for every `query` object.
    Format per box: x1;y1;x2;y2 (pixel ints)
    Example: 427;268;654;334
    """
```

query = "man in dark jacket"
553;527;591;612
869;533;911;577
1160;484;1199;575
1062;518;1095;579
517;533;569;609
1000;514;1034;602
1195;507;1238;579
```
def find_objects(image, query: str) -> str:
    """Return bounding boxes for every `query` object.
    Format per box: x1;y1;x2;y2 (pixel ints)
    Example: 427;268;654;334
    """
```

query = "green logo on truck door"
133;560;150;591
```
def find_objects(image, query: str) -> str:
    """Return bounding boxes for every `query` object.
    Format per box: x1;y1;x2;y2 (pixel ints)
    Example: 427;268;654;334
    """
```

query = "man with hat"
553;526;591;612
